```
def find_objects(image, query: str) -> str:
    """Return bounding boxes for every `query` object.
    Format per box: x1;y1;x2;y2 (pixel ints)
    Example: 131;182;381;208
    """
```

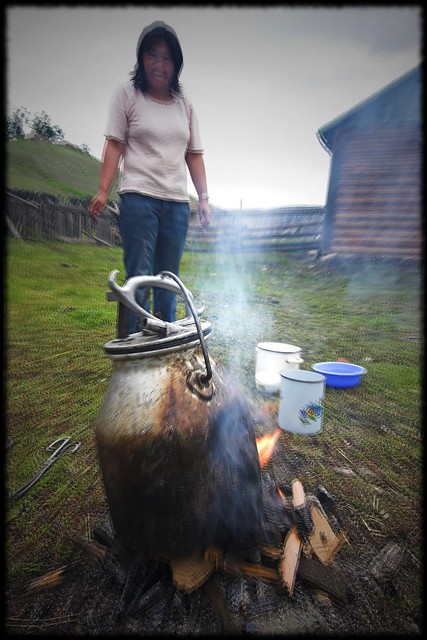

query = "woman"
89;20;211;333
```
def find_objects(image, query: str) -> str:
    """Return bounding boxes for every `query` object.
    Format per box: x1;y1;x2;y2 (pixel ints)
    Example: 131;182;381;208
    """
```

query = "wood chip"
27;565;68;591
331;465;356;477
169;553;216;593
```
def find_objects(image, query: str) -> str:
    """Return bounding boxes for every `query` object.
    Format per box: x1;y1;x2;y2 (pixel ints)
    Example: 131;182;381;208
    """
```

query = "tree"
79;143;91;155
5;107;30;140
31;111;64;143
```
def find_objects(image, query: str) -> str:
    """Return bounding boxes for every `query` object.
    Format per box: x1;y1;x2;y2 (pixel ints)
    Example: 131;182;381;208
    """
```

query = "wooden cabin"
317;65;421;258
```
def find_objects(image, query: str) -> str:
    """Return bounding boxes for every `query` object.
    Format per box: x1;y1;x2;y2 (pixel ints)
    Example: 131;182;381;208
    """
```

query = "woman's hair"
131;27;183;97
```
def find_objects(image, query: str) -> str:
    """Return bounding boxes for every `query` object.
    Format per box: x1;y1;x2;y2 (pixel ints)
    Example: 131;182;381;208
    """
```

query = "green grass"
6;240;422;624
7;139;121;201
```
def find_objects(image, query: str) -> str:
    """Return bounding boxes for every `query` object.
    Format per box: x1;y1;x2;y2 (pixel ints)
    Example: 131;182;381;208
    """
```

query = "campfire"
26;421;349;635
20;422;348;635
25;274;349;633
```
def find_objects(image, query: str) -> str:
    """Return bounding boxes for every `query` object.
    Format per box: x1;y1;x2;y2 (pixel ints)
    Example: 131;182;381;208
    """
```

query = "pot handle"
159;271;212;383
107;270;212;382
107;270;203;324
285;356;304;364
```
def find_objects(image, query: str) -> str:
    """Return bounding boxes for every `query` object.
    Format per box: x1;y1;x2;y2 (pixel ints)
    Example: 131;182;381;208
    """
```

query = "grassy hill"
6;139;120;202
6;138;199;206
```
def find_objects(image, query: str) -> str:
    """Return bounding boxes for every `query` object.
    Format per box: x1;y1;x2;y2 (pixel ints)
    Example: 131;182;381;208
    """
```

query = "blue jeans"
119;193;190;332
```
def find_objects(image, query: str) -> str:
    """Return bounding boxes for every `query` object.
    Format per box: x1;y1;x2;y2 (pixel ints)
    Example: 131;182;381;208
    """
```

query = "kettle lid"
103;318;212;358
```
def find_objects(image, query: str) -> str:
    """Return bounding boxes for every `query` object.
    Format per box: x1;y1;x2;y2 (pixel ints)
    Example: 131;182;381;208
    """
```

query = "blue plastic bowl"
312;362;367;388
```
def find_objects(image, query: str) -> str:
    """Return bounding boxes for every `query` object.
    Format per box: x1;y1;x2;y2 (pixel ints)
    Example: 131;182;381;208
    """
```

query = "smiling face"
142;40;175;99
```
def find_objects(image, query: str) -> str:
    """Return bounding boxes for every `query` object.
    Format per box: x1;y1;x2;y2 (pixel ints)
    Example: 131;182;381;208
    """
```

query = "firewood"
292;479;306;507
169;553;216;593
215;553;349;603
370;541;404;582
291;479;314;541
297;555;349;603
278;528;303;596
240;562;279;582
306;505;344;565
68;535;107;562
27;565;68;590
204;546;223;570
259;544;282;561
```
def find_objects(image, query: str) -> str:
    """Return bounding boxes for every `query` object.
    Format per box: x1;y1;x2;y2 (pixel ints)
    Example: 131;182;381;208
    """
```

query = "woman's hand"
89;139;124;223
198;200;211;229
88;192;108;224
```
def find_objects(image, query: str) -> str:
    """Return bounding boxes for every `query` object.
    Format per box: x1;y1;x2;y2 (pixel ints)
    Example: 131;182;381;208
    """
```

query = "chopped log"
240;562;279;582
307;505;345;565
292;479;306;507
27;565;69;590
169;553;216;593
370;541;405;582
278;528;303;596
228;556;349;603
68;535;108;562
297;555;349;603
163;545;349;605
291;479;314;541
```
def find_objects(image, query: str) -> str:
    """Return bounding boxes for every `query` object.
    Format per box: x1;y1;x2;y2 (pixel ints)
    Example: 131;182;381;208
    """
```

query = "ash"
6;518;328;635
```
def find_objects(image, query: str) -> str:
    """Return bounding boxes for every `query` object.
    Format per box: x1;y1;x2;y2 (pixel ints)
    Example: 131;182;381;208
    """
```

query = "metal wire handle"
158;271;213;382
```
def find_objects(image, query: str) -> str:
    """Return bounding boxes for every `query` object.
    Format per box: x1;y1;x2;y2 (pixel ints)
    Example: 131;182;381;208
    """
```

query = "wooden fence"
6;190;324;253
185;206;325;252
6;190;118;246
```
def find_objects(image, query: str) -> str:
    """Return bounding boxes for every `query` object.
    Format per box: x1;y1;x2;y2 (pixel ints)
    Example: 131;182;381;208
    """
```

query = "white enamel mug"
278;370;326;435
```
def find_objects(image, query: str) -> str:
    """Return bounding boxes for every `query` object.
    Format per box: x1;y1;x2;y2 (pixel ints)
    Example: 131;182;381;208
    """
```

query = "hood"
135;20;184;78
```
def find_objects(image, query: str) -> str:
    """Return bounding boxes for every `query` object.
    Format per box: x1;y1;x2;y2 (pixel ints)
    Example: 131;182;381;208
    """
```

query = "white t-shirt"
104;81;204;202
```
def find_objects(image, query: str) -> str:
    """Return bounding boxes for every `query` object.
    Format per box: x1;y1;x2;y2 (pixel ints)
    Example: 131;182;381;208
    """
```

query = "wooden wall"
321;126;421;258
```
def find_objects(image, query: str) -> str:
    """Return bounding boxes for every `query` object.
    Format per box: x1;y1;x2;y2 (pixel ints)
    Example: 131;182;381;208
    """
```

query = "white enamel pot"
256;342;303;374
255;342;304;394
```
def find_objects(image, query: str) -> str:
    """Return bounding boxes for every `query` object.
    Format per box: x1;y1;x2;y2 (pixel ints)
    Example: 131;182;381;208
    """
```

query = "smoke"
204;383;264;553
202;248;278;383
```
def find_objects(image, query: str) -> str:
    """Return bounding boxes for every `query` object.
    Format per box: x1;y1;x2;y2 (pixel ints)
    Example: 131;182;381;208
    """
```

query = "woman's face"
142;40;174;95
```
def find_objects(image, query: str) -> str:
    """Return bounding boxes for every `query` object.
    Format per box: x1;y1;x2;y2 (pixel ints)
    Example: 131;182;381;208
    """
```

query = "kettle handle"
107;270;204;327
107;270;212;382
159;271;212;382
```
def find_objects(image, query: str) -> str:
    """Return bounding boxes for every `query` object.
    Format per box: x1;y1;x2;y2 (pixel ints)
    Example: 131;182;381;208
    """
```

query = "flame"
256;428;282;468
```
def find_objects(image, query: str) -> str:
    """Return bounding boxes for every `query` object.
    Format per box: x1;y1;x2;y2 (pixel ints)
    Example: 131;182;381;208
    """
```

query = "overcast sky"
6;5;422;210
